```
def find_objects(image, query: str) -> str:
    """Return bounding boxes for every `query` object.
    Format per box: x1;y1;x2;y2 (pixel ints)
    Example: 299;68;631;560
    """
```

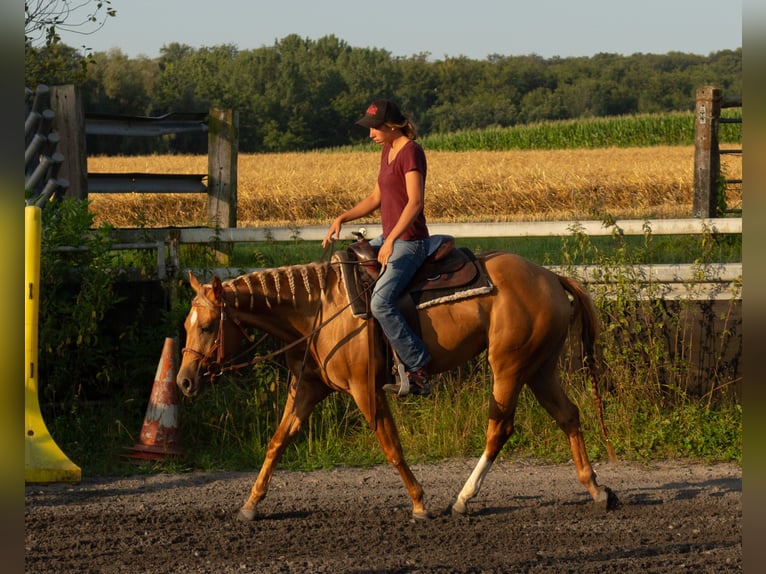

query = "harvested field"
87;146;742;228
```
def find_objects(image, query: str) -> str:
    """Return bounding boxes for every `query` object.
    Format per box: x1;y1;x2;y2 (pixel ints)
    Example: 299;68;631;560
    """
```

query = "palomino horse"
177;248;618;520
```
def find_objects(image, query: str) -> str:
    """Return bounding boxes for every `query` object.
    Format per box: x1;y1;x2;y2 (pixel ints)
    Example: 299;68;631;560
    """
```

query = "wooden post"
692;86;721;218
50;85;88;200
206;108;238;228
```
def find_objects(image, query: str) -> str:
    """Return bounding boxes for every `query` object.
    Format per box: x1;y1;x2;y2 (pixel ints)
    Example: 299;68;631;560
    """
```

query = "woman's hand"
322;186;380;248
377;238;394;269
322;217;343;248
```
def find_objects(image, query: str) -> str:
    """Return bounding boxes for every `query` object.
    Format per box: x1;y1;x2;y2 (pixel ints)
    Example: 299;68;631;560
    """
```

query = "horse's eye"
200;323;216;334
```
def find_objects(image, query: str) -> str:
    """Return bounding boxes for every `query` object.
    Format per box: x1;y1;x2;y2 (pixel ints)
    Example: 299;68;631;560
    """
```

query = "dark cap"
356;100;405;128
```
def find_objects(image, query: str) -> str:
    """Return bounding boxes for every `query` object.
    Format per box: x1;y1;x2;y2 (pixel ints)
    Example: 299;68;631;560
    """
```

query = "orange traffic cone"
124;337;183;461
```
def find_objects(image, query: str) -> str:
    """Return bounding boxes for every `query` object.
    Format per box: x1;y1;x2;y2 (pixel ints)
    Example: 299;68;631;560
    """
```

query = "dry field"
87;146;742;228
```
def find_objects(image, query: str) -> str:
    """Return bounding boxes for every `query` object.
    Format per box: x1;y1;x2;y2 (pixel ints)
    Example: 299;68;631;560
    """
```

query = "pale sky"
55;0;743;60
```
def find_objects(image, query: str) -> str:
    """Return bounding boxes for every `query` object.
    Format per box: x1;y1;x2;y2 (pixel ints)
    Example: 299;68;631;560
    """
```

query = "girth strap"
366;312;377;432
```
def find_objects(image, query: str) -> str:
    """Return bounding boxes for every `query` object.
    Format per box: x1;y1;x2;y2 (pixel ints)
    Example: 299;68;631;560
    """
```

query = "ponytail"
387;117;418;140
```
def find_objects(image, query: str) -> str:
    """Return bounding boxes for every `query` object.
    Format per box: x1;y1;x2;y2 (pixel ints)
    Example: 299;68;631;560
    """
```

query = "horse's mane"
224;261;339;310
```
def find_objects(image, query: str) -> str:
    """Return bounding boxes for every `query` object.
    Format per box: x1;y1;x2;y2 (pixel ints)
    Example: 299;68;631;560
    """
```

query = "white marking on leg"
454;453;493;513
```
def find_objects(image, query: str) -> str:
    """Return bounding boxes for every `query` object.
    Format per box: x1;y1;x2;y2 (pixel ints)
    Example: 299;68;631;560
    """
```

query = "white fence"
111;217;742;300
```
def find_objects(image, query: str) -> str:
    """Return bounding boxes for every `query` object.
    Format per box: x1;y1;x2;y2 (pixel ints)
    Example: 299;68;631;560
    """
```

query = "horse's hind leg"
238;375;331;521
527;361;615;511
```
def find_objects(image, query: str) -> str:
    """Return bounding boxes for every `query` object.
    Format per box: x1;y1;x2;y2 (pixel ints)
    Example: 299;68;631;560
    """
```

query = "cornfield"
420;111;741;151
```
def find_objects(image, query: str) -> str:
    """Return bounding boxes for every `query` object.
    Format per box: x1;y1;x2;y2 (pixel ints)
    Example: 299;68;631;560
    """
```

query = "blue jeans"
368;236;431;372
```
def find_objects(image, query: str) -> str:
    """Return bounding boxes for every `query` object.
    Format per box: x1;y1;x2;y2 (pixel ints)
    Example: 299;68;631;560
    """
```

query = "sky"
54;0;743;61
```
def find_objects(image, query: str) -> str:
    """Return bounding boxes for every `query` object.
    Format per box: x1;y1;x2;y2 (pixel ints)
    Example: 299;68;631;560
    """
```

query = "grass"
217;231;741;270
48;358;740;476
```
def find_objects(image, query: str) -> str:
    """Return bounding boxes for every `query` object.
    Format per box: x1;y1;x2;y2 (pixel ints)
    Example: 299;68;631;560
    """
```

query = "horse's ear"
189;271;202;293
211;276;224;300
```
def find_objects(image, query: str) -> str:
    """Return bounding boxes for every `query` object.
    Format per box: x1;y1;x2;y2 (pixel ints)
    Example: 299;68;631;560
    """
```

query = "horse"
177;244;619;521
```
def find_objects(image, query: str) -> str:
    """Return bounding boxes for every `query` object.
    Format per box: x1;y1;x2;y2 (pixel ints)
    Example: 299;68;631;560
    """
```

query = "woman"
322;100;431;397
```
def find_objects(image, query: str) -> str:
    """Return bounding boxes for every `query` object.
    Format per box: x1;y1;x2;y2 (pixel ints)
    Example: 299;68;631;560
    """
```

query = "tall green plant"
555;220;741;461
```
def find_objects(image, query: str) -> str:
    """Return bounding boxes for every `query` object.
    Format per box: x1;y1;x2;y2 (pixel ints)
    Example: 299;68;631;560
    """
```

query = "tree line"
25;34;741;154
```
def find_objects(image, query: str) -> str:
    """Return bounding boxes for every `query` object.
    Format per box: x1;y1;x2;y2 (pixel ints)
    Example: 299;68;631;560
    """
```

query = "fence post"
50;85;88;200
692;85;721;218
206;108;238;228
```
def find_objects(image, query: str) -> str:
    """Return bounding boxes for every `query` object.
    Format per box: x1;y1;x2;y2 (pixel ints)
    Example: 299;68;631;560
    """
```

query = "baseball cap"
356;100;405;128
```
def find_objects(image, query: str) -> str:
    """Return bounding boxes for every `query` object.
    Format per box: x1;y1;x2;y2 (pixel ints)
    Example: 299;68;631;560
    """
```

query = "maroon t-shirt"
377;140;429;240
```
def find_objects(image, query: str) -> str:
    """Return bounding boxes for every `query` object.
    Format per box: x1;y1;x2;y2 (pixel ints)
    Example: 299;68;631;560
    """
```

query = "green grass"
47;359;741;476
212;231;741;270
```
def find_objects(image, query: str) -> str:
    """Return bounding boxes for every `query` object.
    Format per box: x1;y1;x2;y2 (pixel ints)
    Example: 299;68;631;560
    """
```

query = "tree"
25;0;116;47
52;36;740;154
25;40;88;86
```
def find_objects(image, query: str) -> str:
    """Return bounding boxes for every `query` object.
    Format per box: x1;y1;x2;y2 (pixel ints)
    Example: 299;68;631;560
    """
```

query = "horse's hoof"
450;500;469;517
593;486;619;513
237;507;256;521
412;509;433;521
605;487;621;510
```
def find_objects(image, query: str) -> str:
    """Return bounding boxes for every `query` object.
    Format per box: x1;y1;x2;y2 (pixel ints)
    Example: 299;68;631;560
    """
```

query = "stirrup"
383;363;410;397
383;364;430;397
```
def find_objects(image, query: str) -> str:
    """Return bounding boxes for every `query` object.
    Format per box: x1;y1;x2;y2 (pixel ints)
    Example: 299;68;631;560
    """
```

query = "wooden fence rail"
48;85;238;228
109;217;742;300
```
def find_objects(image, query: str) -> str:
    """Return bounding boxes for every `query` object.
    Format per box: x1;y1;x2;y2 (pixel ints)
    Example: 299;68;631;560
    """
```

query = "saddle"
338;235;494;412
339;235;494;319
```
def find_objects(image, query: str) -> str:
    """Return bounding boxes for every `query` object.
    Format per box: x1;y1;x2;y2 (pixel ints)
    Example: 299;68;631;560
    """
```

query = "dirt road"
25;458;741;573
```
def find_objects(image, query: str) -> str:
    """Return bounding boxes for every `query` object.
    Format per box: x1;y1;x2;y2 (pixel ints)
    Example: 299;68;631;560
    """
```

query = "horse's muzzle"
177;373;200;398
176;376;197;397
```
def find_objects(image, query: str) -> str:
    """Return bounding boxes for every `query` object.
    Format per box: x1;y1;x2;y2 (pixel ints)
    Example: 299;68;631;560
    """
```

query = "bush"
38;198;118;406
37;199;181;471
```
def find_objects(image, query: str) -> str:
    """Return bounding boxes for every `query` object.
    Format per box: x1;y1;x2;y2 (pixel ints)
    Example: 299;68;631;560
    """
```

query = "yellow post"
25;205;81;483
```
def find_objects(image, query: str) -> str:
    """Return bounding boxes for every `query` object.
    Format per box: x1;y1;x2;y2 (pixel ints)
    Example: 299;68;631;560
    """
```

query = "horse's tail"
558;275;618;463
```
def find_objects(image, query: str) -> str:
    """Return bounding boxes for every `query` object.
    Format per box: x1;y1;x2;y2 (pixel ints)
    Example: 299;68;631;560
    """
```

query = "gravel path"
25;458;741;573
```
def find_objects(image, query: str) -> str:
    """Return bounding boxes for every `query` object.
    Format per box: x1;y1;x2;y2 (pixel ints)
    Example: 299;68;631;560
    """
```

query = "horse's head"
177;272;246;398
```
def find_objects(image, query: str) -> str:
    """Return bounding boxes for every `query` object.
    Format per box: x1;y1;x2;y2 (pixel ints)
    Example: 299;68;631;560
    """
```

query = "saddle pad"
409;258;494;310
335;250;495;319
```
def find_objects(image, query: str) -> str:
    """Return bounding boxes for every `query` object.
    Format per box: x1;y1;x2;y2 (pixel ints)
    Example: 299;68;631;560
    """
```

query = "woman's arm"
322;184;382;247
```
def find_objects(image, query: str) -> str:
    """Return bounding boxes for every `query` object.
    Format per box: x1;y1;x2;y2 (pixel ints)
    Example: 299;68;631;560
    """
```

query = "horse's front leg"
355;388;431;520
238;376;330;521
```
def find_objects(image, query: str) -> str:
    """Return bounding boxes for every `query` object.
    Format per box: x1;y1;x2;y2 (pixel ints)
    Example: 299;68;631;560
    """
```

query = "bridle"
181;269;377;383
181;293;268;379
